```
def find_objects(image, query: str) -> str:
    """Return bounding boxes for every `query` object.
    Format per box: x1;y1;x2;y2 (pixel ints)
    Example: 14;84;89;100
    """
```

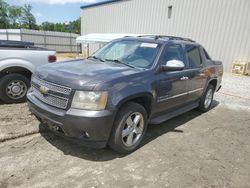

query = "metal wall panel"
0;29;21;41
81;0;250;71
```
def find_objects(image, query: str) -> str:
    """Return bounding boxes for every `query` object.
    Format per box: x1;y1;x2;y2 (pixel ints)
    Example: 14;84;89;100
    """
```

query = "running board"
150;102;199;124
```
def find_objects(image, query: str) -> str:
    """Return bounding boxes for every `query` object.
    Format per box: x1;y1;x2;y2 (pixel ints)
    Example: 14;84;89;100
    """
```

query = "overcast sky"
6;0;105;24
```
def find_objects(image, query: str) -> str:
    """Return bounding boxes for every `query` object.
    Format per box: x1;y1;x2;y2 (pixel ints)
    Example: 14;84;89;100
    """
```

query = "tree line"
0;0;81;34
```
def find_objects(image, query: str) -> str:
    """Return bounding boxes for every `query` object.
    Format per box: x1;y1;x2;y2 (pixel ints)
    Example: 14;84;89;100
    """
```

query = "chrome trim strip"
157;88;204;102
187;88;204;94
157;92;188;102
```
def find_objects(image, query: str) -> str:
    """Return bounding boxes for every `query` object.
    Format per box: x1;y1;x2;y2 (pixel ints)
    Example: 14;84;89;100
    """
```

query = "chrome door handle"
180;76;189;81
199;73;206;77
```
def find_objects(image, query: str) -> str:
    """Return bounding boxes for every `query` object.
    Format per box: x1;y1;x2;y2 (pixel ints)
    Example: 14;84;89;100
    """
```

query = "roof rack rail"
137;35;195;42
166;36;195;42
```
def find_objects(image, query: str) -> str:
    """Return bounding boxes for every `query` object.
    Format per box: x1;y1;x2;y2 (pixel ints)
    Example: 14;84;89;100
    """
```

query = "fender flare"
0;59;35;73
205;78;218;93
116;92;154;113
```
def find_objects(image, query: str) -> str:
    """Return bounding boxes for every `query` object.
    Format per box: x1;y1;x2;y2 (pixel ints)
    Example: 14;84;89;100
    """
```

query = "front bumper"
27;92;116;148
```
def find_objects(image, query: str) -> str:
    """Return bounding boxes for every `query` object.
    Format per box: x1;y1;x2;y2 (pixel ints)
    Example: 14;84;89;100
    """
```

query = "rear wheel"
108;102;148;154
0;73;30;103
198;84;215;112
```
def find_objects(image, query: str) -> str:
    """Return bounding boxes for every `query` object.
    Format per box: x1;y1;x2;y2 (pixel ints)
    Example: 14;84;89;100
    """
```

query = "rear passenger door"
184;44;207;102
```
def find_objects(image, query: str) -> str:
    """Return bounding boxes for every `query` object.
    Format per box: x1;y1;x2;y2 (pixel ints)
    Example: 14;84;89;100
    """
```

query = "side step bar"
150;102;199;124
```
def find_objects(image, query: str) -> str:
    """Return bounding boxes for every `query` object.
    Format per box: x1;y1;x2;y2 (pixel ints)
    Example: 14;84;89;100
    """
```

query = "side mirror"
161;60;185;71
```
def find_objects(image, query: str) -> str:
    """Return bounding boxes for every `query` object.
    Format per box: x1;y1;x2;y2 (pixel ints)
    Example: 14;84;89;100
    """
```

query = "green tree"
0;0;9;29
20;4;37;29
71;17;81;34
54;23;66;32
40;21;55;31
8;5;22;28
0;0;80;33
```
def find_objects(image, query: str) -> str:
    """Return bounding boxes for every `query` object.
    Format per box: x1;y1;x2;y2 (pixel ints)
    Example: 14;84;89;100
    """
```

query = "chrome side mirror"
161;60;185;71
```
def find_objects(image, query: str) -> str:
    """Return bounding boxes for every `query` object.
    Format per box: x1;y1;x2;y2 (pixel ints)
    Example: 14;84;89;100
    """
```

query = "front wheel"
198;84;215;112
0;73;30;104
108;102;148;154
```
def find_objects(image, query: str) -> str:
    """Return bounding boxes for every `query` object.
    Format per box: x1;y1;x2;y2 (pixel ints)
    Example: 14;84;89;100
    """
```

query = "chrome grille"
32;77;71;95
31;77;72;109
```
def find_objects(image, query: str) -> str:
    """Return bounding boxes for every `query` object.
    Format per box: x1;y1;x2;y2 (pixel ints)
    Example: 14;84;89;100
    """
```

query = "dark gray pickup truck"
27;35;223;154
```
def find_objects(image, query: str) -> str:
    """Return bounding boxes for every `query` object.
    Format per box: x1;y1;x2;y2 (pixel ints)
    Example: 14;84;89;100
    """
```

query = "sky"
6;0;106;24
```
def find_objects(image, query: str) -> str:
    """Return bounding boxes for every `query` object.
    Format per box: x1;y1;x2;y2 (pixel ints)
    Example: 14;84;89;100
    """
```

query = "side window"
185;45;202;68
203;48;211;60
160;44;185;65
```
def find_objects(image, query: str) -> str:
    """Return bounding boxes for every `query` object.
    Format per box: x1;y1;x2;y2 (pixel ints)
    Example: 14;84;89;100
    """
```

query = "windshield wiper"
88;56;104;62
105;59;137;69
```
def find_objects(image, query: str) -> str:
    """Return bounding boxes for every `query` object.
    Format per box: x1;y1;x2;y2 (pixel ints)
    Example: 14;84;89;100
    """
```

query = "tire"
198;84;215;112
0;73;30;104
108;102;148;154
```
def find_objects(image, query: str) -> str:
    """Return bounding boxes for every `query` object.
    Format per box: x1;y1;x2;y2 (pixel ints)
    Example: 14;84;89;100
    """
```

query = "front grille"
32;77;71;95
31;77;72;109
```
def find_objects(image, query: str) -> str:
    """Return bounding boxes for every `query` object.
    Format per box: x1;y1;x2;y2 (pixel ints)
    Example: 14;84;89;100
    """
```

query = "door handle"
199;73;206;77
180;76;189;81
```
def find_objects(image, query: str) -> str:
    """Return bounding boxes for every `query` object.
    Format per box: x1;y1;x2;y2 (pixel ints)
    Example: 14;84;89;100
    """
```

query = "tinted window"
185;45;202;68
203;48;211;60
160;44;185;65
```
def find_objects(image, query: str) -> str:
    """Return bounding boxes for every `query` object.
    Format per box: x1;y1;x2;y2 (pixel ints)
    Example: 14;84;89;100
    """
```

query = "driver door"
155;44;189;114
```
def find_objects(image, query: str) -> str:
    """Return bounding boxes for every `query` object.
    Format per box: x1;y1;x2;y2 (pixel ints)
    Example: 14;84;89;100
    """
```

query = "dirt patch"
0;102;40;142
56;53;86;61
0;73;250;187
0;105;249;187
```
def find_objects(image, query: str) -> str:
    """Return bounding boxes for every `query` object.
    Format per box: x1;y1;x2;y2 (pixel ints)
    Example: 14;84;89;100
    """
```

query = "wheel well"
126;95;153;117
0;67;32;80
209;79;217;90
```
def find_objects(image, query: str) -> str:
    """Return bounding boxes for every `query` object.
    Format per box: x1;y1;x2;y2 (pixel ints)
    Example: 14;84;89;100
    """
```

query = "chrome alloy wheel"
122;112;144;147
204;89;213;109
6;80;27;99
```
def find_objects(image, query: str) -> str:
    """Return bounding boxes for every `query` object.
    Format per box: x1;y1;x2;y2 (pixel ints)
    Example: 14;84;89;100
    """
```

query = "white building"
81;0;250;71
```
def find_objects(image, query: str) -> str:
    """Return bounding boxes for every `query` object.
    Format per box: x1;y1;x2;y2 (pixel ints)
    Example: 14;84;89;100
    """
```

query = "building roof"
76;33;144;43
80;0;122;9
76;33;195;44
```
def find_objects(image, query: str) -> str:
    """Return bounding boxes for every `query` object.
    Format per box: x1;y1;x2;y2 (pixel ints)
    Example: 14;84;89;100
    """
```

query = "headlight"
71;91;108;110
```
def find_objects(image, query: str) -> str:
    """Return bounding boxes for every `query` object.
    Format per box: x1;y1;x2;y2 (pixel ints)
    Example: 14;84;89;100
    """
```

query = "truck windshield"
91;40;161;69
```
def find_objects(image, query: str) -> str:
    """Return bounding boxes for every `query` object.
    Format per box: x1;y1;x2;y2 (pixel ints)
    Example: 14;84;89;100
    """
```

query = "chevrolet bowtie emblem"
39;86;49;95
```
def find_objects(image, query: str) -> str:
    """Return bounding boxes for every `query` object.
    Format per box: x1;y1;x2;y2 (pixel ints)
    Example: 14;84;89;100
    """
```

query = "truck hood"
35;59;140;90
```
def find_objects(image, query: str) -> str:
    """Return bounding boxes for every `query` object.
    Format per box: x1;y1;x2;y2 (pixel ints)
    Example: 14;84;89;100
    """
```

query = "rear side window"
160;44;185;65
185;45;202;68
203;48;211;60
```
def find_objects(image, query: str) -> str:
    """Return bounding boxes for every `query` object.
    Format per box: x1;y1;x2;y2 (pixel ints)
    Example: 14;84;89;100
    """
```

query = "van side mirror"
160;60;185;71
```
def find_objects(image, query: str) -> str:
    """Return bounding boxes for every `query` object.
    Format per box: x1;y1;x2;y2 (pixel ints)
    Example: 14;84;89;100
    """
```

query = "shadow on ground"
39;101;219;161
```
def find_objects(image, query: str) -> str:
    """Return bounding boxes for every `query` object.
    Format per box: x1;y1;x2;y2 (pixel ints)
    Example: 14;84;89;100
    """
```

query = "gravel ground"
0;102;39;142
216;73;250;111
0;73;249;188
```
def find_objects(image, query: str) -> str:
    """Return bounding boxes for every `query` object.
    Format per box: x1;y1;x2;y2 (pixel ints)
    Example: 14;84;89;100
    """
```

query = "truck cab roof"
76;33;198;46
115;35;199;46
